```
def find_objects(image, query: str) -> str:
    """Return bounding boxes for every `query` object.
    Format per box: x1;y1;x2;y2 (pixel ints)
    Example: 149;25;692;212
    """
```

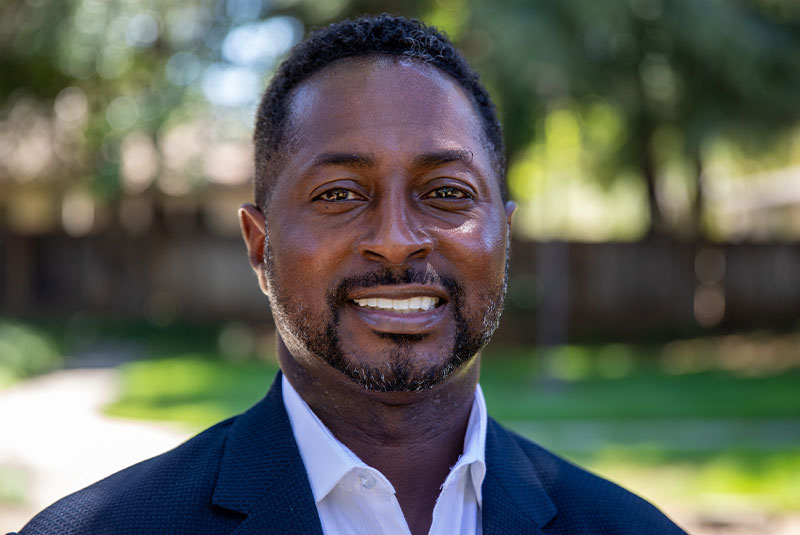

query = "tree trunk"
634;115;666;238
688;147;704;240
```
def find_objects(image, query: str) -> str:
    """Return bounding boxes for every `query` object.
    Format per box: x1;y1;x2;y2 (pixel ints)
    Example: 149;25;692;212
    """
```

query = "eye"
425;186;471;200
315;188;363;202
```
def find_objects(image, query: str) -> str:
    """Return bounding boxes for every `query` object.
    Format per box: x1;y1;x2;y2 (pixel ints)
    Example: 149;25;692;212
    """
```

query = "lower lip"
347;302;449;334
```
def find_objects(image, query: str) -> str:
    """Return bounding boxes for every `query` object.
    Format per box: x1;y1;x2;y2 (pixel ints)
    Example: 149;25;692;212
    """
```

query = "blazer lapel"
210;375;557;534
481;418;557;535
212;372;324;535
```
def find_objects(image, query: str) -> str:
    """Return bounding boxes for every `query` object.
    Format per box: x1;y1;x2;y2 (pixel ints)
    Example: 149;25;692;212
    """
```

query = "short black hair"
253;13;507;209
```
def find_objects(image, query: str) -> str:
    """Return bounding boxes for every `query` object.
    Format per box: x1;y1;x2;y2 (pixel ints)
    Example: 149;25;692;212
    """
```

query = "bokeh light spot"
221;16;303;68
54;87;89;124
695;248;726;284
694;283;726;328
121;132;159;193
106;96;139;131
126;12;160;48
202;64;261;107
166;52;203;86
62;189;95;237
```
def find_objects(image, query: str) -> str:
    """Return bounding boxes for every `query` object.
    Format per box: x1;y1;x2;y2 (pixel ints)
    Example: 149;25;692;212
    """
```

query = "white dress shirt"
282;374;487;535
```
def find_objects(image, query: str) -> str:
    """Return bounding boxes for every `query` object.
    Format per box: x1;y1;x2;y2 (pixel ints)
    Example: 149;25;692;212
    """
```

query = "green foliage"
2;0;800;238
104;354;278;425
464;0;800;238
0;319;61;386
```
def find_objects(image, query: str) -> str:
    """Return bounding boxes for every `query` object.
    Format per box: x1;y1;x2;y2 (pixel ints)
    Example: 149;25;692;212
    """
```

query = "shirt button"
358;472;376;489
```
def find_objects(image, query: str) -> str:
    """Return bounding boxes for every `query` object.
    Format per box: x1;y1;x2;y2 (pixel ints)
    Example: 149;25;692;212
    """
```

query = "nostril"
358;238;433;265
409;243;433;259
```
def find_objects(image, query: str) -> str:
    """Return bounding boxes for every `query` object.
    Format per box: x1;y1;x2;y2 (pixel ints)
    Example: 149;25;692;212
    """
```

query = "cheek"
451;213;507;259
437;218;508;294
269;226;325;291
268;220;353;301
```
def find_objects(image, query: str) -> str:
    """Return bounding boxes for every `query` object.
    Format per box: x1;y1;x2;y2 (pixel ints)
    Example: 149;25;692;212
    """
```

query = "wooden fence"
2;229;799;343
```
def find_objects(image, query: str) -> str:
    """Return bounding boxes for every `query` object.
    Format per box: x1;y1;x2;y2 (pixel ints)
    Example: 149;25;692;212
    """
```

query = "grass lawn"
6;319;799;523
101;340;800;518
105;354;279;426
105;351;800;423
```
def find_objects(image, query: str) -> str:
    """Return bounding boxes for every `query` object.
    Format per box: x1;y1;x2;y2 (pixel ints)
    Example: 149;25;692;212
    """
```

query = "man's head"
241;14;514;394
252;14;507;210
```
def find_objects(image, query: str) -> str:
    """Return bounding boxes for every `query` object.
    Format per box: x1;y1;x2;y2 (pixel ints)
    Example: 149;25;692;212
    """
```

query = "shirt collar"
450;382;487;506
282;374;364;502
282;374;488;505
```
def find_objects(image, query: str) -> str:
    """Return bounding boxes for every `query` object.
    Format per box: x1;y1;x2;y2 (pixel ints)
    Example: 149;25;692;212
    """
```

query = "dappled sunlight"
508;102;650;241
661;331;800;376
105;354;278;426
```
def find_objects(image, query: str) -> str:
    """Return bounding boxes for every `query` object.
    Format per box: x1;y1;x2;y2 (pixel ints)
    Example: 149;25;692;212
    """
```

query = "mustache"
327;267;461;308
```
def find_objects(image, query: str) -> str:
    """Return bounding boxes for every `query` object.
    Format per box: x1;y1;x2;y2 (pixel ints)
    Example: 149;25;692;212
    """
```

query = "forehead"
281;56;491;173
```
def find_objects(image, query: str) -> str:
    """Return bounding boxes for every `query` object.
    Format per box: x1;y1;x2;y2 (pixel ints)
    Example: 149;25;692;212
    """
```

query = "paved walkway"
0;368;193;531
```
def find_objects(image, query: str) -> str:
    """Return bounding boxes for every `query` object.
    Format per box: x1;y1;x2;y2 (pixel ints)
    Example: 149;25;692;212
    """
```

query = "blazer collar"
210;372;556;535
481;418;557;535
212;371;324;535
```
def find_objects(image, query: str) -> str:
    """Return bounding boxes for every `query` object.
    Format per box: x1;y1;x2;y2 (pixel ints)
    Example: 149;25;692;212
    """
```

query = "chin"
327;338;478;393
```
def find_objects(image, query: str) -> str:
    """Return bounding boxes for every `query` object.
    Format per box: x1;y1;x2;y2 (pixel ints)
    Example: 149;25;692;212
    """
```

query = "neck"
277;337;480;535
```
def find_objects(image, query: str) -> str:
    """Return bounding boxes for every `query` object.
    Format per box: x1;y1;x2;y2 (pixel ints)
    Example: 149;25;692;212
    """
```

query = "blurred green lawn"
99;333;800;516
104;352;800;423
3;319;799;517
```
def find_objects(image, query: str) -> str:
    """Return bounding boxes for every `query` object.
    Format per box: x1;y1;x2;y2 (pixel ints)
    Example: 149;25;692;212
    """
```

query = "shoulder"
19;418;242;535
487;419;686;534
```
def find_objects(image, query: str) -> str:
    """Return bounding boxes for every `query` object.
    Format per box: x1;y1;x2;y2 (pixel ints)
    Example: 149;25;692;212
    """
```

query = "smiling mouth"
352;296;440;313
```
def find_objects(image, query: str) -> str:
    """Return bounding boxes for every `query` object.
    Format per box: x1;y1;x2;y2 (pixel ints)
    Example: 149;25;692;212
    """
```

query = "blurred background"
1;0;799;532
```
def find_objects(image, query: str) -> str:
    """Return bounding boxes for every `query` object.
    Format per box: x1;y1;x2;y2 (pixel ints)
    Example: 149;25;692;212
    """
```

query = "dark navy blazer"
17;373;685;534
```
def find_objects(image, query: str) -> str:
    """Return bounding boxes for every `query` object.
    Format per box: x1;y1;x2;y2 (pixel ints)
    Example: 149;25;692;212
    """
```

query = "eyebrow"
309;149;475;171
411;149;474;170
310;152;377;169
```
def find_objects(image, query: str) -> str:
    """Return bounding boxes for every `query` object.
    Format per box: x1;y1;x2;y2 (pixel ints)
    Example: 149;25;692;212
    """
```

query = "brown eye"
317;189;359;201
428;186;470;199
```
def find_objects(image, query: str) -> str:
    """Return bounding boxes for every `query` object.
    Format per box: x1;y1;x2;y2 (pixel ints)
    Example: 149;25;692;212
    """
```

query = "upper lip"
347;284;449;302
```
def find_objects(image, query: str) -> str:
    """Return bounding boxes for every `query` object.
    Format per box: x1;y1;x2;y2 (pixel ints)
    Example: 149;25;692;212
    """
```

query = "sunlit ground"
1;320;799;533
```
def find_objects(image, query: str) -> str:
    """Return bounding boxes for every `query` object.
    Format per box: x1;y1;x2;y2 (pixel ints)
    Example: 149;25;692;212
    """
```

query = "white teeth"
354;296;440;312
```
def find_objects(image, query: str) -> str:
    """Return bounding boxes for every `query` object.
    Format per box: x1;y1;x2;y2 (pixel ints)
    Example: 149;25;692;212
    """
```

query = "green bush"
0;319;61;386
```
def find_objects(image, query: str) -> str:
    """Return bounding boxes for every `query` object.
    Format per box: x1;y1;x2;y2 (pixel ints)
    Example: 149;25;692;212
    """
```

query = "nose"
357;197;433;265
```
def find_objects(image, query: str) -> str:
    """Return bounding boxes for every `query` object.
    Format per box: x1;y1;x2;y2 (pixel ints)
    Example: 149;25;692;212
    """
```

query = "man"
17;14;684;535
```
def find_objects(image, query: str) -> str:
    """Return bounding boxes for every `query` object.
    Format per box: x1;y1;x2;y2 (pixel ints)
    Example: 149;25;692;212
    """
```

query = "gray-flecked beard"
264;238;508;392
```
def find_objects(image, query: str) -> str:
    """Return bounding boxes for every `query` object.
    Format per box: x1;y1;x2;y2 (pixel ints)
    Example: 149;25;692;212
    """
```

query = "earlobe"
505;200;517;229
239;203;270;295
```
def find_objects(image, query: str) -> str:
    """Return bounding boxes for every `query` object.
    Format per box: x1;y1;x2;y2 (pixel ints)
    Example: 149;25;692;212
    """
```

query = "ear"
504;200;517;229
239;203;270;296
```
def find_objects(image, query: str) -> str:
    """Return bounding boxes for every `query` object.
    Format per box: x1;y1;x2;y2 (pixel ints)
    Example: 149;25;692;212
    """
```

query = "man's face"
244;56;514;392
